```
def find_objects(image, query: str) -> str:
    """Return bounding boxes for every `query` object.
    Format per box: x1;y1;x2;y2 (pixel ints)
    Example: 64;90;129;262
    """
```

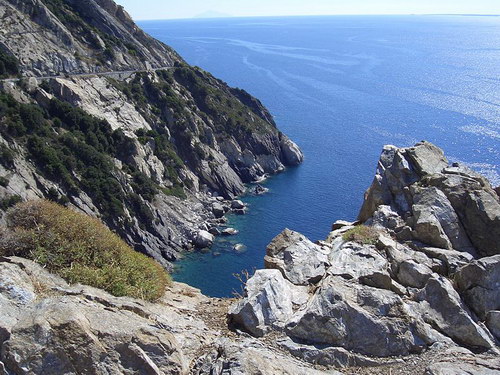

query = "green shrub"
0;200;170;301
0;195;21;211
0;49;19;78
342;225;380;245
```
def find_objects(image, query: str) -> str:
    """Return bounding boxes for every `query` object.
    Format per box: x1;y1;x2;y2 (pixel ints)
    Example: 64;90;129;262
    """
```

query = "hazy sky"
114;0;500;20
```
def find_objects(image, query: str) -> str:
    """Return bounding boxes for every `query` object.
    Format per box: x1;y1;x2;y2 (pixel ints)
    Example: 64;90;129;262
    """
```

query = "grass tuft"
0;200;170;301
342;225;380;245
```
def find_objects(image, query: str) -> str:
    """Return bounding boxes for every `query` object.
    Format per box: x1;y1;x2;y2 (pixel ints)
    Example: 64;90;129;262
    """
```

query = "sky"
113;0;500;20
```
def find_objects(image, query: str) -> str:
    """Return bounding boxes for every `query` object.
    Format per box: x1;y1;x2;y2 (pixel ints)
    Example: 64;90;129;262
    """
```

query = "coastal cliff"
0;142;498;374
0;0;303;266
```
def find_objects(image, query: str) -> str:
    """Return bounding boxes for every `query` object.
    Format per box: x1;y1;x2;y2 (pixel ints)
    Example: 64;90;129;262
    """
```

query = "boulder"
366;205;403;230
228;270;306;337
265;229;329;285
212;202;226;218
221;227;239;236
396;260;433;289
231;200;245;209
279;135;304;166
285;276;430;357
328;242;388;281
415;276;495;350
194;230;215;248
411;187;474;252
486;311;500;340
405;141;449;176
419;247;474;275
454;255;500;320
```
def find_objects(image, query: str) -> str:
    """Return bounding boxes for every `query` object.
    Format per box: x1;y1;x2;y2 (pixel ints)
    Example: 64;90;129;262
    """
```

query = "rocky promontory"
229;141;500;373
1;141;499;375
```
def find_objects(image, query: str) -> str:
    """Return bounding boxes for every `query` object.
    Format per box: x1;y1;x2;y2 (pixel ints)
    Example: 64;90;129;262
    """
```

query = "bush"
342;225;380;245
0;195;21;211
0;200;171;301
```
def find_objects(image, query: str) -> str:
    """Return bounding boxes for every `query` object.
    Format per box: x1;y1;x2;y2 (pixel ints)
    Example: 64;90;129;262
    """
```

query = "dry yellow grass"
0;200;170;301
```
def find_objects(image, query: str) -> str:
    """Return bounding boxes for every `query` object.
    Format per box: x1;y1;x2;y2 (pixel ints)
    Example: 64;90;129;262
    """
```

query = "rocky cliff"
0;0;303;266
1;142;499;375
229;142;500;374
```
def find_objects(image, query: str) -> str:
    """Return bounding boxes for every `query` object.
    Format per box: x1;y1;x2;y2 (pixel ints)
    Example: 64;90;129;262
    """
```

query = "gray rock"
231;200;245;209
279;135;304;166
415;276;495;350
411;187;473;252
228;270;305;337
279;338;382;368
366;205;403;230
405;141;449;176
328;242;388;281
397;260;433;289
265;229;329;285
194;338;337;375
332;220;356;231
419;247;474;275
212;202;226;218
221;227;239;236
286;276;429;357
455;255;500;320
486;311;500;340
425;359;500;375
194;230;215;248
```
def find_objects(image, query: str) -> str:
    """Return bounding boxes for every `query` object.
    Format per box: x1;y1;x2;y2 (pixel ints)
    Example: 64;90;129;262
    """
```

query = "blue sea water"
139;16;500;297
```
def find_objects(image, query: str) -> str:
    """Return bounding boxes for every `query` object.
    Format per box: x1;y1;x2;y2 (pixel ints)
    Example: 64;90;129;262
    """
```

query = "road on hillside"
0;66;175;83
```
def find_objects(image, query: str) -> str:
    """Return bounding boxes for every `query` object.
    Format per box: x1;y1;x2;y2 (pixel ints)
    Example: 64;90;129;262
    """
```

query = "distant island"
194;10;232;19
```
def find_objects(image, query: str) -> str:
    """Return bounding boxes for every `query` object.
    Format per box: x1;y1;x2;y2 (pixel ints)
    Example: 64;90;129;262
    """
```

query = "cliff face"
0;0;303;266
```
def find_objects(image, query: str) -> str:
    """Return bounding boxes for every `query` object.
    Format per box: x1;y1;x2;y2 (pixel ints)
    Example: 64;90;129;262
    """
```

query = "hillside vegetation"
0;200;170;301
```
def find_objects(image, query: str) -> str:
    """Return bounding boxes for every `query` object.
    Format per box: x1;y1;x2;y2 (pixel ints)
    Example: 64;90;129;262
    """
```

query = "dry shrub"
0;200;170;301
342;225;380;245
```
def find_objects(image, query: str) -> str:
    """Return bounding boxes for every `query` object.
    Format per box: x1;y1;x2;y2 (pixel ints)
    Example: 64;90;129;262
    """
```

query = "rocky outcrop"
0;256;334;375
230;142;499;371
359;141;500;257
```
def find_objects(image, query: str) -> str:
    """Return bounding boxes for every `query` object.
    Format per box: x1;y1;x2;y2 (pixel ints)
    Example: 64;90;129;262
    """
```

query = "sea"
139;15;500;297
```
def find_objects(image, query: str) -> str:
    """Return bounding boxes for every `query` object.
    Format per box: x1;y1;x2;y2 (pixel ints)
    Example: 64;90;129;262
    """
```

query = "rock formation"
230;142;500;373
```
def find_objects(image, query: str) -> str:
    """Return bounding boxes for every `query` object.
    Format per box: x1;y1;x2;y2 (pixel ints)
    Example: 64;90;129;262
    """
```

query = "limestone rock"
265;229;329;285
285;275;430;357
415;276;495;350
455;255;500;320
194;230;215;248
486;311;500;340
228;269;307;337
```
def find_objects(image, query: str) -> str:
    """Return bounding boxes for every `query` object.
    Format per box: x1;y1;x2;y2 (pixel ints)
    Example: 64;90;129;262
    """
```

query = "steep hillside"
0;0;303;266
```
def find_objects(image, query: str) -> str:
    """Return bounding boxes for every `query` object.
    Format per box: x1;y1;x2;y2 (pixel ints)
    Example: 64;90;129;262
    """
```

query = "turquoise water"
139;16;500;297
